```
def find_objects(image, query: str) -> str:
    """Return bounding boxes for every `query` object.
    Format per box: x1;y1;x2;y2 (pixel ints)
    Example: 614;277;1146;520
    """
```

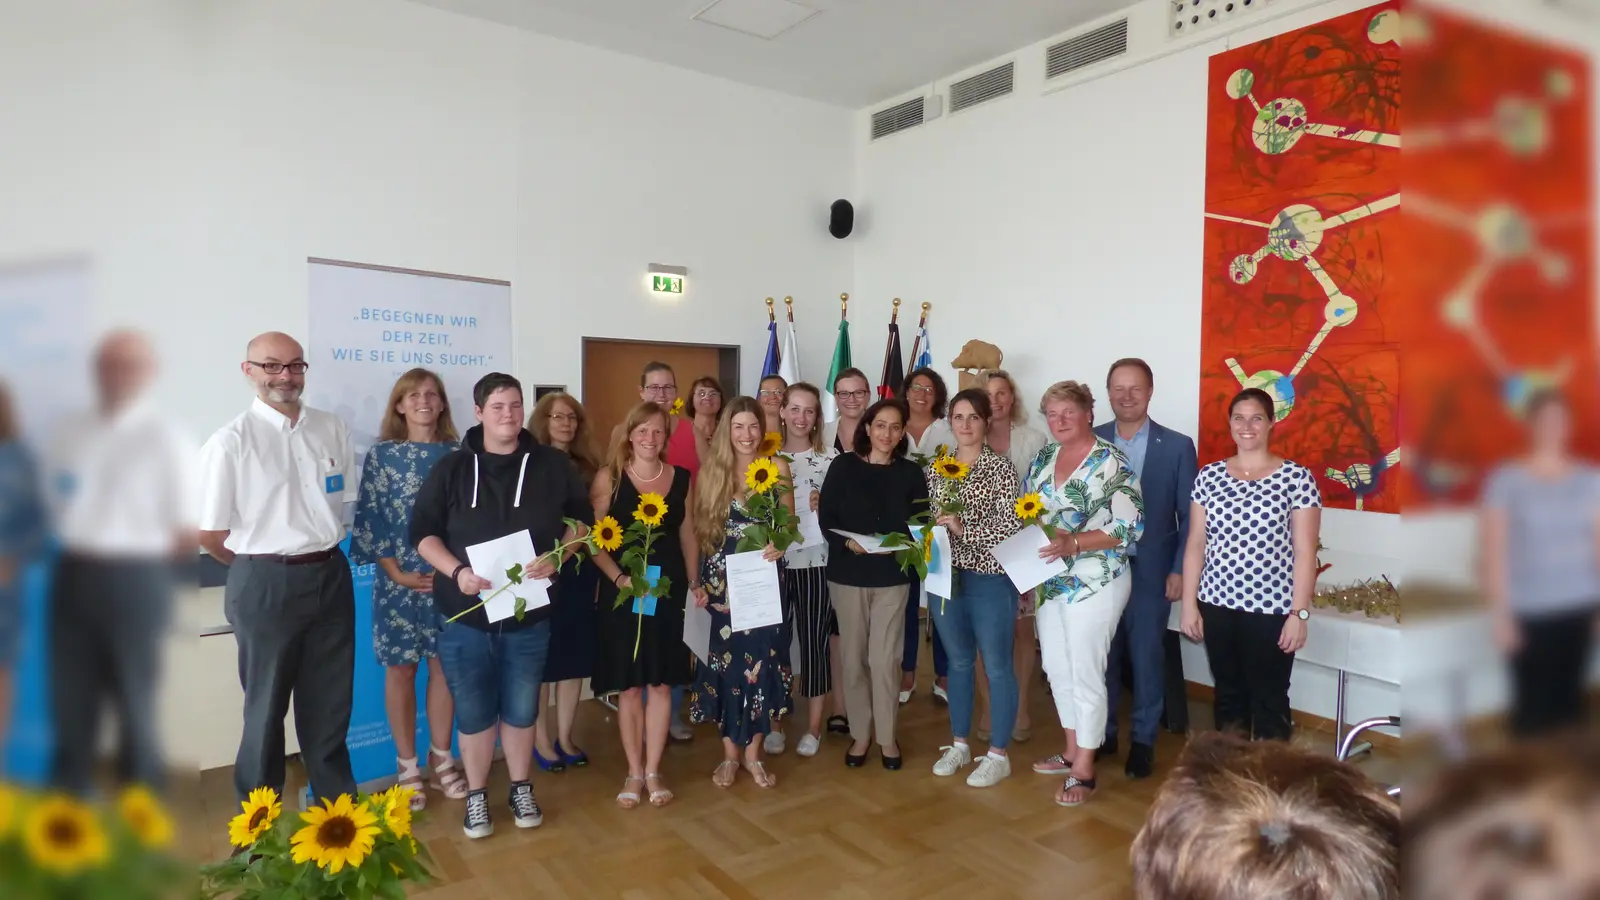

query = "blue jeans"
436;621;550;734
902;575;948;678
929;570;1019;748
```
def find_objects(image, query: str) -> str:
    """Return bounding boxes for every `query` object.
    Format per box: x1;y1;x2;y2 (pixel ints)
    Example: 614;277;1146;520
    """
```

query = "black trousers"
226;552;357;804
1510;606;1597;738
48;554;173;794
1199;602;1295;741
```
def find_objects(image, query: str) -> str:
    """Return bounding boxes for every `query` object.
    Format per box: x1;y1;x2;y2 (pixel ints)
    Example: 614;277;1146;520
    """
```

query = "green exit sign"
651;274;683;294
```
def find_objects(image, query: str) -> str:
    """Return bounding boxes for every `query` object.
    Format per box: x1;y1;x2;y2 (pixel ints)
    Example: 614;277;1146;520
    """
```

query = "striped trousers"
783;565;834;698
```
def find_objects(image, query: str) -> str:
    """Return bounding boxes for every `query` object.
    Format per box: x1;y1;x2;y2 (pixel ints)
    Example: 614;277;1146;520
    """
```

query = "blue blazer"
1094;419;1197;583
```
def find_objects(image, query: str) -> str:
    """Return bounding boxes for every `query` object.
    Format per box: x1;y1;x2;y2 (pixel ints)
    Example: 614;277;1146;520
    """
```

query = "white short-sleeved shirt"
47;401;198;557
197;398;353;556
783;447;837;569
1192;459;1321;615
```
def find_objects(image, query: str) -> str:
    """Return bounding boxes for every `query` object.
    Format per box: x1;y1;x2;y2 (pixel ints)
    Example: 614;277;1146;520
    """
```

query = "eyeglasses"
757;390;784;398
908;384;935;394
694;389;721;399
836;390;870;400
548;413;577;423
642;384;676;394
248;361;309;375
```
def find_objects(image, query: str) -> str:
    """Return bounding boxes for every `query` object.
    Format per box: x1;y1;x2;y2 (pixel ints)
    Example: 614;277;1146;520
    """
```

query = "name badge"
631;565;662;616
325;473;344;494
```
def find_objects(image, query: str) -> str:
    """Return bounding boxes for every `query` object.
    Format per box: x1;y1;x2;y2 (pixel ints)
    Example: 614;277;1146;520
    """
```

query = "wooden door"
581;339;733;462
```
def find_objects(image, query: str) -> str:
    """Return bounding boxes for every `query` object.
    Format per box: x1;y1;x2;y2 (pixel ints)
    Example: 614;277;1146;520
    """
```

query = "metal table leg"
1335;669;1372;759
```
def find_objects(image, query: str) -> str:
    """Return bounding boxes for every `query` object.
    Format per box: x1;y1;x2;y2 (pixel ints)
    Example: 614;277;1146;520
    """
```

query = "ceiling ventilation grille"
1168;0;1276;40
949;61;1015;113
1046;18;1129;79
870;96;926;140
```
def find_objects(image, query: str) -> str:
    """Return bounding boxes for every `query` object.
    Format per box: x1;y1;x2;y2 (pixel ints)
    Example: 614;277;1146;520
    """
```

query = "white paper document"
683;597;712;665
725;550;784;632
795;509;825;548
911;524;953;599
464;530;552;623
829;530;896;554
990;525;1068;594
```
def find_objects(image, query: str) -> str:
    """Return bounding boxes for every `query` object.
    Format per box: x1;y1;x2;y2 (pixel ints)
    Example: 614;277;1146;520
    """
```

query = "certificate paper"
990;525;1068;594
795;509;825;548
725;550;784;632
683;597;712;664
464;530;552;623
911;524;952;599
829;530;896;554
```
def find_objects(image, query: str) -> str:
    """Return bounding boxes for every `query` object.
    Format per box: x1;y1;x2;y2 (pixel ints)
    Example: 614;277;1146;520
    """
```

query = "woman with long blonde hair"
589;401;697;808
687;396;793;788
352;367;466;810
527;392;603;771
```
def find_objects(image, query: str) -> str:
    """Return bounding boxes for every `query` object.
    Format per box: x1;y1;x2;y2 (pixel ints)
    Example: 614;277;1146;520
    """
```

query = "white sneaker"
669;720;693;742
764;731;786;755
932;743;972;777
966;754;1011;788
796;733;821;757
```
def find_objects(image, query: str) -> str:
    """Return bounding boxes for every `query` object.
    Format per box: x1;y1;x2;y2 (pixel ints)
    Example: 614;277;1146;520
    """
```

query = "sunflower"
117;785;175;849
0;781;17;839
633;493;667;527
668;397;685;417
377;787;413;839
1015;493;1045;521
23;794;109;875
591;515;623;552
228;786;282;848
757;432;782;457
290;794;381;875
932;455;969;480
745;457;781;494
921;528;935;563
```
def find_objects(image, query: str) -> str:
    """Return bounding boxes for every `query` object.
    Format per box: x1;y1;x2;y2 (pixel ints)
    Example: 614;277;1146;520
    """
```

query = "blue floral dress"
353;440;455;666
689;500;793;746
0;440;46;668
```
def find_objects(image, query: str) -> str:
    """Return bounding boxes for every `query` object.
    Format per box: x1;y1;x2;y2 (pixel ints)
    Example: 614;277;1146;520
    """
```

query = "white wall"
0;0;855;438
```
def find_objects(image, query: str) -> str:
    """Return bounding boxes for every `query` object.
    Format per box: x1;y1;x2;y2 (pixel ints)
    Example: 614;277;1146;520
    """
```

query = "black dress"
543;553;599;682
590;467;695;693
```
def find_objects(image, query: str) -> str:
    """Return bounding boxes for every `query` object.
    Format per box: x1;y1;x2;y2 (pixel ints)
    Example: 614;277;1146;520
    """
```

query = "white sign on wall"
306;259;513;472
0;260;93;447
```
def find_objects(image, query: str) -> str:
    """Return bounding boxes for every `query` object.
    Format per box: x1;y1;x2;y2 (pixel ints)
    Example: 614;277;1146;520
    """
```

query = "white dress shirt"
47;401;198;558
907;417;955;458
197;398;352;556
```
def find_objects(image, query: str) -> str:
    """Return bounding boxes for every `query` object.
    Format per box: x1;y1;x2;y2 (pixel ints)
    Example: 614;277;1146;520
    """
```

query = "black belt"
238;548;340;566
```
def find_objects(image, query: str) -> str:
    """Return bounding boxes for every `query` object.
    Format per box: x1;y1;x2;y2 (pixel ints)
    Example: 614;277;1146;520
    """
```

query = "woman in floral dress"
689;397;793;789
352;368;468;810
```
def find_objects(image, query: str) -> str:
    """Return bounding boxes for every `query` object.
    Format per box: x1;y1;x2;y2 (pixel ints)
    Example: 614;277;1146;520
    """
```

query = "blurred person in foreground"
1480;388;1600;738
1405;735;1600;900
45;331;195;795
1131;730;1399;900
198;332;358;805
0;380;46;766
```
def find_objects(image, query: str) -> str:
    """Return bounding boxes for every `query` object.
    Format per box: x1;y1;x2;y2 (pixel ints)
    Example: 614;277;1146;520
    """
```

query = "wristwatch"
1293;608;1310;621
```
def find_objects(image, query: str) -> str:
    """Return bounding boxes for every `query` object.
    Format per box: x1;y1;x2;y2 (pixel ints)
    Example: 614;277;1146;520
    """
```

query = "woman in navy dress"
352;368;466;810
0;382;45;760
527;391;603;771
688;397;793;790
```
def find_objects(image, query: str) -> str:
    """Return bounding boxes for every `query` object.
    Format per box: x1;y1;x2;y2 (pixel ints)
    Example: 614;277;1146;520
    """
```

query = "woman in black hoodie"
412;373;590;841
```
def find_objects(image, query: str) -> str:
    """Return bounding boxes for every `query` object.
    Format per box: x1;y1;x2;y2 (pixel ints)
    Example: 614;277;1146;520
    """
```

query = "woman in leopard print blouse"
924;388;1023;789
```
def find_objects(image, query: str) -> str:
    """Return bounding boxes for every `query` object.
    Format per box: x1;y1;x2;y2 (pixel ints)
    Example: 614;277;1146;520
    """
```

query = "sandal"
1032;754;1071;775
712;760;740;789
645;773;674;807
428;748;469;800
744;760;777;789
396;757;427;811
826;715;850;735
616;776;644;809
1055;774;1097;807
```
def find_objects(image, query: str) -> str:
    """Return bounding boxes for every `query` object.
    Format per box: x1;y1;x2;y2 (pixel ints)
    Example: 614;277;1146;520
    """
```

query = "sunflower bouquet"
735;456;802;553
668;398;685;417
878;501;936;581
757;432;783;458
908;443;951;468
927;453;969;518
444;517;594;624
200;786;431;900
598;493;674;659
1014;492;1057;539
0;782;184;900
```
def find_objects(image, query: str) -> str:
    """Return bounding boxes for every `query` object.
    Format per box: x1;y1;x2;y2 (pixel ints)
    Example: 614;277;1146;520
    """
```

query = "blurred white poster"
0;260;93;448
306;259;512;471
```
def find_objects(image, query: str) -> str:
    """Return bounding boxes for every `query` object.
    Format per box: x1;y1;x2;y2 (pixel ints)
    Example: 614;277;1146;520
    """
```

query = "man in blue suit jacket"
1094;359;1196;778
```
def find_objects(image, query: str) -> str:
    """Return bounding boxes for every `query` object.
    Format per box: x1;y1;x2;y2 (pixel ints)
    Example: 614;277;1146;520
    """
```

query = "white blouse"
783;446;837;569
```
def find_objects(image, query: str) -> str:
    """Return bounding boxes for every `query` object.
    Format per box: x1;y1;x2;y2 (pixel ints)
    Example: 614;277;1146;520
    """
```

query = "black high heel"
881;746;903;771
845;745;869;768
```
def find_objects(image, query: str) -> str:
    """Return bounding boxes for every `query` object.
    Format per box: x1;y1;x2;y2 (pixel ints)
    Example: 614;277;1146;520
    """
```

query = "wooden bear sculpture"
950;340;1003;391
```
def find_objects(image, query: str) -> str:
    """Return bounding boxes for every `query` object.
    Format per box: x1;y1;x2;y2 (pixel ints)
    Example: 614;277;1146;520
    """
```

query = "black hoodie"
409;424;591;632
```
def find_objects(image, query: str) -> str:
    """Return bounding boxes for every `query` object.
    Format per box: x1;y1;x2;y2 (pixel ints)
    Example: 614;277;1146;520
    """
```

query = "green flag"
822;318;852;422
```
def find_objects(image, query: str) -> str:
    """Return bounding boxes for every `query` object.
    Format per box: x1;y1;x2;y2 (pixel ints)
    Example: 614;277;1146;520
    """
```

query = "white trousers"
1035;569;1132;750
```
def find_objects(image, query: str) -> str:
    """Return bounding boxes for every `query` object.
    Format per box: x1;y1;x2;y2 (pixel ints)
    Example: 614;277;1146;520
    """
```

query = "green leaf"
513;595;526;620
505;563;523;584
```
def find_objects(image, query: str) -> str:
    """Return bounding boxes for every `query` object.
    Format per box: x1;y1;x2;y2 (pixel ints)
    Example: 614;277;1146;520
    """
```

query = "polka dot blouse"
1191;460;1321;615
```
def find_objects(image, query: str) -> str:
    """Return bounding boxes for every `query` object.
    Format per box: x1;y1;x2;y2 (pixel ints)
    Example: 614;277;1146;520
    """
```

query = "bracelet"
451;563;468;585
1070;534;1081;556
614;573;626;587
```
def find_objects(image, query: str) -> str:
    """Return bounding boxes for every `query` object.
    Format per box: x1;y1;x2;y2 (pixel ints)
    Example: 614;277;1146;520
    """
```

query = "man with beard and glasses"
198;331;358;806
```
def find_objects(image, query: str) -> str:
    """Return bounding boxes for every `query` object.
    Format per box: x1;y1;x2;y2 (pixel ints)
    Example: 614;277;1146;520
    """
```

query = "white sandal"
397;757;427;811
428;747;469;801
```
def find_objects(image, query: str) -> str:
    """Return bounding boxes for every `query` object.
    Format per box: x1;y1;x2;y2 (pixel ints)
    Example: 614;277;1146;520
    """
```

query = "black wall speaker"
829;199;854;239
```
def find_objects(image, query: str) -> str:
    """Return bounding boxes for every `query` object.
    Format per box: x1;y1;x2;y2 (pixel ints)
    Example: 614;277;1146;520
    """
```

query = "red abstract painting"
1199;3;1401;512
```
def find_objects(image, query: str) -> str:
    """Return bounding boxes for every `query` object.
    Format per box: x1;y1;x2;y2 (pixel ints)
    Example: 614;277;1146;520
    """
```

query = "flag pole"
907;301;930;371
840;292;848;321
880;298;901;391
766;296;775;323
784;295;794;323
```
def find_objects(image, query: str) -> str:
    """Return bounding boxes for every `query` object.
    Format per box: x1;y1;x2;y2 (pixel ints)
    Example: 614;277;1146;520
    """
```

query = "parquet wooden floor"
186;630;1400;899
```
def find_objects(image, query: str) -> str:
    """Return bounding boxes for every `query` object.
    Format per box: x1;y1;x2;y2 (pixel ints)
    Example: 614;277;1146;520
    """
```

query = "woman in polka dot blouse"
1178;387;1321;742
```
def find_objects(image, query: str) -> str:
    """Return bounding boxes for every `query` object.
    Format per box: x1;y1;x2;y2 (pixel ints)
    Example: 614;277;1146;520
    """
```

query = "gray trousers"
48;554;173;795
225;551;356;804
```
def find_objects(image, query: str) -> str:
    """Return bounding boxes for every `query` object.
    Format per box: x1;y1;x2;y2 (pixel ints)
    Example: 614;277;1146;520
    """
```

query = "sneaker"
764;731;786;755
966;754;1011;788
508;781;543;829
1032;754;1071;775
932;743;972;777
796;733;821;757
669;720;693;742
463;790;493;840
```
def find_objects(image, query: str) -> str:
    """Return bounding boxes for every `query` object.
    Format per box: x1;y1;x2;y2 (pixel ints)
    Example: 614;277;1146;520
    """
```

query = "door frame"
579;336;743;403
